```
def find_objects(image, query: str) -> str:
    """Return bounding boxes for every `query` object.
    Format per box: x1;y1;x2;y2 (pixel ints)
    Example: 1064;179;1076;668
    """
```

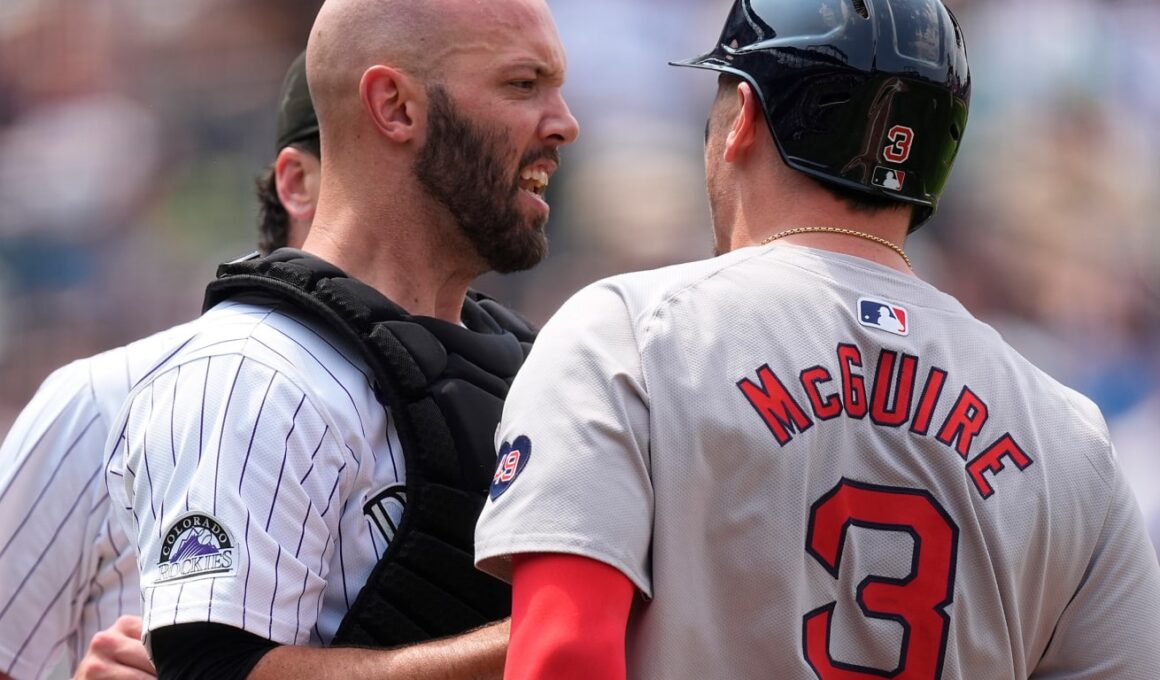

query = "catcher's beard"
414;85;554;274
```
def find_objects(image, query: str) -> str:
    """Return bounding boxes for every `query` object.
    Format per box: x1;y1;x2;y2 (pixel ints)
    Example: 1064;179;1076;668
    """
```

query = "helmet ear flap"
671;0;971;230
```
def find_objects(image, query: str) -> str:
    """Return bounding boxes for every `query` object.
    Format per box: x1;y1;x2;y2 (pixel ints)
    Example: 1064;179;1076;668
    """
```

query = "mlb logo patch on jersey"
156;512;237;584
858;297;910;336
490;435;532;501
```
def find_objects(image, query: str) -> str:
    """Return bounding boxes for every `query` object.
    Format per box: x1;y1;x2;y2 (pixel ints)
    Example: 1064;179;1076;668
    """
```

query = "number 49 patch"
490;435;532;500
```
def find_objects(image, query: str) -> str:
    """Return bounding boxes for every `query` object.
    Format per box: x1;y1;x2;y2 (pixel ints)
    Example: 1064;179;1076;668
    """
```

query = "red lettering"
738;365;813;446
870;351;918;427
967;434;1033;498
838;344;867;419
935;388;988;459
800;366;842;420
911;367;947;436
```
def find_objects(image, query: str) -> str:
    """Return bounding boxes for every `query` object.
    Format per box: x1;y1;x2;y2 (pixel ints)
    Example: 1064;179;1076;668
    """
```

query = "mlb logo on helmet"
858;297;910;336
490;435;532;500
872;166;906;191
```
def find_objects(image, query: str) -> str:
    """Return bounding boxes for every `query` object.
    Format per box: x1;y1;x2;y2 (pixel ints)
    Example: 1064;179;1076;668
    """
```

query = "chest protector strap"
204;249;534;647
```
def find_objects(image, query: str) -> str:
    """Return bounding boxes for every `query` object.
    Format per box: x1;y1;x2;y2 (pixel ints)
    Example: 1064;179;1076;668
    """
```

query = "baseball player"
474;1;1160;679
0;50;321;680
104;0;576;677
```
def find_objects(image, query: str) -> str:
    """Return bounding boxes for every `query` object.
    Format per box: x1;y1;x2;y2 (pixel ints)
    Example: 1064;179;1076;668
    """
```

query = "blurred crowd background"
0;0;1157;551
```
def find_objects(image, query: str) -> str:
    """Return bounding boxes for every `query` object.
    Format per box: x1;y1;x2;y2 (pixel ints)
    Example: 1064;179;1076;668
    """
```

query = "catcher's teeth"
520;168;549;194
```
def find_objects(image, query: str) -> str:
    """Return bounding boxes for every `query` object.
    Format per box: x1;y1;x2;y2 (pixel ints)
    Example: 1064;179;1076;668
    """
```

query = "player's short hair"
712;73;913;223
811;177;915;221
255;135;320;255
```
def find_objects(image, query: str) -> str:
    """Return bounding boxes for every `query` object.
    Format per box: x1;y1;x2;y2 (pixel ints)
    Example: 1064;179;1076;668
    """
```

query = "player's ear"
275;146;319;224
360;65;422;143
723;81;761;164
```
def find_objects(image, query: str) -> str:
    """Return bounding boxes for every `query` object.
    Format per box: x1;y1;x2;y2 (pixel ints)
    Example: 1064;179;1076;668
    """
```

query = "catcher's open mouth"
519;167;549;197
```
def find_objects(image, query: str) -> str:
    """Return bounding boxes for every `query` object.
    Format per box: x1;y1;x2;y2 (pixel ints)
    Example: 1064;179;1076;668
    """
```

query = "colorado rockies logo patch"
156;512;237;584
490;435;532;501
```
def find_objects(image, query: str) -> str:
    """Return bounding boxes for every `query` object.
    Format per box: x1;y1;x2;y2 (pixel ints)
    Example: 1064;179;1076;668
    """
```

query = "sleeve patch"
156;512;238;584
490;435;532;501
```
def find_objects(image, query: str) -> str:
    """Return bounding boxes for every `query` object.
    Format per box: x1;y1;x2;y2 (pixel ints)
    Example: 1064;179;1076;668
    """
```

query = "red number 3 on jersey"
883;125;915;164
803;479;959;680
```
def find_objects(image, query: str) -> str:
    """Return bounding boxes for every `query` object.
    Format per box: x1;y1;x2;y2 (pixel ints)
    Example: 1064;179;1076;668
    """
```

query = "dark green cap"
275;50;319;150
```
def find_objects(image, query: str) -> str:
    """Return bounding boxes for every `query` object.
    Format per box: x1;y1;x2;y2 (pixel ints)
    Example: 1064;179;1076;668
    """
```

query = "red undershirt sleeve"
505;553;635;680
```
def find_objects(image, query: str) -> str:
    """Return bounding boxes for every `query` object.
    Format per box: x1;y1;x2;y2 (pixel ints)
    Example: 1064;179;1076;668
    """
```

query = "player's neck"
302;211;480;324
760;227;913;274
728;188;914;274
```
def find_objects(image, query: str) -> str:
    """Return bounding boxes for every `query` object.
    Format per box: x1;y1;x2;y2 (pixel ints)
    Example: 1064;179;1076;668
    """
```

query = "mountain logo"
156;512;237;584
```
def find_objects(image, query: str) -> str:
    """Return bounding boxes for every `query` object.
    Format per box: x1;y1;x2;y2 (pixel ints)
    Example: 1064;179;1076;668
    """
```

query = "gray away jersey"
475;244;1160;680
105;295;405;648
0;322;192;680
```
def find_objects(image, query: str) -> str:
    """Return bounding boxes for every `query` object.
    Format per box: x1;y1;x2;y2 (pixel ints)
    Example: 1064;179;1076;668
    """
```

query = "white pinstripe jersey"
476;244;1160;680
105;294;405;648
0;322;193;680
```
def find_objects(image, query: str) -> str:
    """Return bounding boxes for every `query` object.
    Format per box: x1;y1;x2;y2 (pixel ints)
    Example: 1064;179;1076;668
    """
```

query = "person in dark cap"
0;50;321;680
255;49;321;256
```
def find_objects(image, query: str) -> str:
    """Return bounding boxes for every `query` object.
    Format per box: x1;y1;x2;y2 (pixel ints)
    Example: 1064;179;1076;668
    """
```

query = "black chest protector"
203;249;535;647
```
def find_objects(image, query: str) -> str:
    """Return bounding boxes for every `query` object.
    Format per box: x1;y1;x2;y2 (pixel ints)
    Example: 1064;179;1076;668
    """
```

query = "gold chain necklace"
760;226;911;269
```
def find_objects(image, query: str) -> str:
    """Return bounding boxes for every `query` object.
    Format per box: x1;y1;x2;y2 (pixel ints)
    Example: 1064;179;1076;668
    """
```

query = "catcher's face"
416;0;578;273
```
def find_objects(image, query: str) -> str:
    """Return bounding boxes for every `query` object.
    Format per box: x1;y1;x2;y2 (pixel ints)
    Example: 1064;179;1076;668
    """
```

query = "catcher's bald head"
309;1;420;135
302;0;576;287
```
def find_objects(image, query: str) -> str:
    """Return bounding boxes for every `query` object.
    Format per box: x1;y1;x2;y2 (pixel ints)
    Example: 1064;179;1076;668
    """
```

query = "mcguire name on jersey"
738;342;1033;500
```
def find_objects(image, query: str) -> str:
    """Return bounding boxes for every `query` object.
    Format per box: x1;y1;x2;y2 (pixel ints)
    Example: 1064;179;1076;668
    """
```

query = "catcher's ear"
360;65;422;143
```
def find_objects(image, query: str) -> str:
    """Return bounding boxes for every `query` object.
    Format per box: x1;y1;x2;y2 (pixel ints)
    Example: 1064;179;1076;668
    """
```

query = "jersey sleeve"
0;361;110;680
474;282;655;596
1033;460;1160;676
109;354;351;647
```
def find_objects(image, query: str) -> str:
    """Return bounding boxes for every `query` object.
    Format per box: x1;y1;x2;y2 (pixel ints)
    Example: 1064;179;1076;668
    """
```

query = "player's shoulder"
1012;350;1117;482
939;305;1121;488
83;320;201;419
0;355;104;452
556;248;768;329
939;299;1113;448
162;294;356;370
126;294;373;415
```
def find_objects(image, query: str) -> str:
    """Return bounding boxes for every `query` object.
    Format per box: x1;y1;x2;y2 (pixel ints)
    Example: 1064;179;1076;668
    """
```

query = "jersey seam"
235;301;369;496
634;248;776;446
476;534;652;597
127;332;365;552
83;358;112;437
1039;483;1118;665
140;327;358;491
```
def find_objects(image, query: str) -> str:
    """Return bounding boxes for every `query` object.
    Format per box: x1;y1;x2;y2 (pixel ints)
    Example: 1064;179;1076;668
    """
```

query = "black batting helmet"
672;0;970;229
